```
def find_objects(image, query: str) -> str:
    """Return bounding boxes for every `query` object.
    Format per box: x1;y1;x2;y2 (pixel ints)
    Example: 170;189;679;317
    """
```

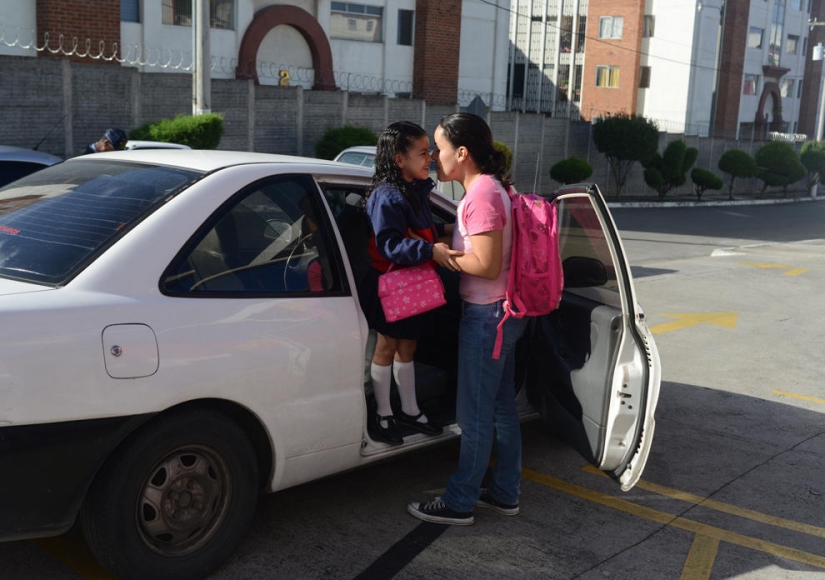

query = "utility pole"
193;0;211;115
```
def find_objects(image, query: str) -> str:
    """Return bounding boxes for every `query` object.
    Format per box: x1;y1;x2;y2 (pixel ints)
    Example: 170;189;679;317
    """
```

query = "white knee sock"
393;360;427;423
371;362;393;419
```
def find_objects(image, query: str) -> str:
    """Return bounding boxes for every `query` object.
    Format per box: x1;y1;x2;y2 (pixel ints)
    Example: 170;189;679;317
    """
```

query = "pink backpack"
493;188;564;359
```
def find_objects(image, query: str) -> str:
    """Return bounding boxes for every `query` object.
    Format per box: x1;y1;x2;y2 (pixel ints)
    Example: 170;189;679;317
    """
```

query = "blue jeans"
441;300;529;512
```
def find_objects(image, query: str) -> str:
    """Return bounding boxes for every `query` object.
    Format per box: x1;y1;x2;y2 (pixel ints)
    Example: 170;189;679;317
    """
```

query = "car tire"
80;409;259;580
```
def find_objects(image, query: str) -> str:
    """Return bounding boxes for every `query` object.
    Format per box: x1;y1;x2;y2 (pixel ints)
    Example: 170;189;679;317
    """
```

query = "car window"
0;160;201;285
0;161;53;188
336;152;375;168
162;175;344;296
556;194;621;307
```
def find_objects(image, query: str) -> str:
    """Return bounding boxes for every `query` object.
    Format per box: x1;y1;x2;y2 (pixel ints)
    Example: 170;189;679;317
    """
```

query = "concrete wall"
1;54;797;198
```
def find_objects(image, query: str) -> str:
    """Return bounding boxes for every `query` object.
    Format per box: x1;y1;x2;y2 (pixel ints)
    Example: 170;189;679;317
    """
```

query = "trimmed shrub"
129;113;224;149
754;141;806;197
550;156;593;184
642;139;698;200
717;149;757;200
690;168;723;201
315;125;378;160
800;140;825;196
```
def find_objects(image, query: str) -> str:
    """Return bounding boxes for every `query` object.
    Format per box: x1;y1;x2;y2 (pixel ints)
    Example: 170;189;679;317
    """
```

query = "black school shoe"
395;411;443;436
370;414;403;445
407;497;474;525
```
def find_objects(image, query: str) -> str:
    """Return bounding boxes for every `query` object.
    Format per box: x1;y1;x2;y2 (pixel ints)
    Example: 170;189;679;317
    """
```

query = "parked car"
0;150;660;580
333;144;464;199
124;140;192;150
0;145;62;187
332;144;376;168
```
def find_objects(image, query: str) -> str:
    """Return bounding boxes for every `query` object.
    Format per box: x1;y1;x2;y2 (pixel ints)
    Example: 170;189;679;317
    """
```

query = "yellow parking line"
679;535;718;580
772;389;825;405
522;468;825;570
582;465;825;539
33;536;116;579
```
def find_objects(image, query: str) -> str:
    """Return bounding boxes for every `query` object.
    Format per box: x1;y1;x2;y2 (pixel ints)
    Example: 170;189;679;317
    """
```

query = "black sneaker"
407;497;474;525
371;415;403;445
475;489;519;515
395;411;443;436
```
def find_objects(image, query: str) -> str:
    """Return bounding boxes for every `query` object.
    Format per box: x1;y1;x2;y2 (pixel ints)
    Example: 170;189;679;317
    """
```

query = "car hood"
0;278;54;297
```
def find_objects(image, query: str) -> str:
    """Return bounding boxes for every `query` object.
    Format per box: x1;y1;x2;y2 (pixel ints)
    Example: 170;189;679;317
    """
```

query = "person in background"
83;128;128;154
361;120;462;445
408;112;526;525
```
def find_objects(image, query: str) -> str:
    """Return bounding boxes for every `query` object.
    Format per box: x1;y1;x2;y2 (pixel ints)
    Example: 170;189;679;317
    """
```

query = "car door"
525;183;661;491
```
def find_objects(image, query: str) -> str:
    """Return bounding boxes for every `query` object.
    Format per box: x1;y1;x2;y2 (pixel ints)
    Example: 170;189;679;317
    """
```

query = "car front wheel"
81;409;259;580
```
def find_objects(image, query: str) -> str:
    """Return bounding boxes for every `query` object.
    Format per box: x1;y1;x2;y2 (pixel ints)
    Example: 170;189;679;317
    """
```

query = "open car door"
525;183;661;491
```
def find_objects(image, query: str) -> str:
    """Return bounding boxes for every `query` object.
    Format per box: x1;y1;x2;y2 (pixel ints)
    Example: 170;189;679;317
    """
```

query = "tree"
315;125;377;160
641;139;698;200
591;113;659;199
690;168;723;201
754;141;806;197
800;140;825;196
493;140;513;173
549;156;593;184
717;149;757;200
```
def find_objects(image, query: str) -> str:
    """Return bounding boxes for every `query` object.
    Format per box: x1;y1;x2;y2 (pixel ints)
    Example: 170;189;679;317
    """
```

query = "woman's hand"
432;242;463;272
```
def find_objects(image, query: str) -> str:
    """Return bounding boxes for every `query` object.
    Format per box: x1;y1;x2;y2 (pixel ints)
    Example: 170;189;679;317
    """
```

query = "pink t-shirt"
452;174;512;304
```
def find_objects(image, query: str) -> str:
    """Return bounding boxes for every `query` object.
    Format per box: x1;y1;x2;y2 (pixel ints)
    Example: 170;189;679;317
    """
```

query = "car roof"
0;145;62;165
64;148;375;176
124;140;192;150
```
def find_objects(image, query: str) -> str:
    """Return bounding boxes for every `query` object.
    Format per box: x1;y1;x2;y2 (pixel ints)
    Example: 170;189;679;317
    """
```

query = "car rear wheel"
81;409;259;580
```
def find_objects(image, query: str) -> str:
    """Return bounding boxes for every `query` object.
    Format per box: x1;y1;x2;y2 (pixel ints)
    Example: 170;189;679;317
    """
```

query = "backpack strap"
492;186;520;360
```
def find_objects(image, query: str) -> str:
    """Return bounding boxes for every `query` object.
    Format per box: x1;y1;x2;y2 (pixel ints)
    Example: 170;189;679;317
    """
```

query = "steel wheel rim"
135;444;232;556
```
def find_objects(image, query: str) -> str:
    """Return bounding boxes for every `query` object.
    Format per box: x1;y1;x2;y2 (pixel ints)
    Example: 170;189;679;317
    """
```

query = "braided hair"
436;113;511;190
367;121;428;212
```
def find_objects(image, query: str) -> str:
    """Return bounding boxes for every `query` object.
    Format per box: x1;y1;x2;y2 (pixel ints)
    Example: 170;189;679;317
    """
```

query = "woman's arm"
454;230;502;279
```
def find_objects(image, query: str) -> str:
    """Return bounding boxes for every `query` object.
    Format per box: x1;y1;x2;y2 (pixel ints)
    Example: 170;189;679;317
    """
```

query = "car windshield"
0;160;202;285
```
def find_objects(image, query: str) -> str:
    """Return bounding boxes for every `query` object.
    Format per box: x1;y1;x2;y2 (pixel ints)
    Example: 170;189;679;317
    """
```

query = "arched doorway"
236;5;335;90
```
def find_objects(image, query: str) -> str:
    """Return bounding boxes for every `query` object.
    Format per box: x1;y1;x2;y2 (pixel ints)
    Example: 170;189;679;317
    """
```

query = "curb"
607;195;823;209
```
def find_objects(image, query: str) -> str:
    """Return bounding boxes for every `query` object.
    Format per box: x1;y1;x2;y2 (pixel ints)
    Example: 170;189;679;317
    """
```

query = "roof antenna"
33;114;66;151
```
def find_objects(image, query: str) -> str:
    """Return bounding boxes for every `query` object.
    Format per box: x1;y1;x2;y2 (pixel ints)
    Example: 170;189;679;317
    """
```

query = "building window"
397;9;414;46
331;2;383;42
748;27;763;49
786;34;799;53
639;66;651;88
743;74;759;95
161;0;235;30
596;66;620;88
576;16;587;53
599;16;623;39
797;79;804;98
780;78;794;97
643;15;655;38
121;0;139;22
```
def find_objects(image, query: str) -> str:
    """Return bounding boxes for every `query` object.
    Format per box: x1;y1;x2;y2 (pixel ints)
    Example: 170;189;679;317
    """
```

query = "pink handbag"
378;263;447;323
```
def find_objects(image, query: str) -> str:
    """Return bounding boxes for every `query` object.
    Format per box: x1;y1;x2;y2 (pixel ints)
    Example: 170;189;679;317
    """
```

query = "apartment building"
508;0;825;139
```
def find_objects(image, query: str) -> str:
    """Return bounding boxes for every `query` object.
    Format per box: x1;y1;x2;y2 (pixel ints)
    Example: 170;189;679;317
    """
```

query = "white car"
332;144;376;168
0;150;660;580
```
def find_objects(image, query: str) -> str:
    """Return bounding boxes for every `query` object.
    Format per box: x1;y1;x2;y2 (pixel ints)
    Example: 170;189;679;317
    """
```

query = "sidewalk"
605;188;824;209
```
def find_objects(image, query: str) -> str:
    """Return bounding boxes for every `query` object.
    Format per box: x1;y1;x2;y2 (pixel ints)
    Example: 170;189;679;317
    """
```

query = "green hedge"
315;125;378;160
129;113;224;149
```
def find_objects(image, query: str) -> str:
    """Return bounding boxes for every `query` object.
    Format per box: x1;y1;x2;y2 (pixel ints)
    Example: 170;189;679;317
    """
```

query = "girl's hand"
432;242;463;272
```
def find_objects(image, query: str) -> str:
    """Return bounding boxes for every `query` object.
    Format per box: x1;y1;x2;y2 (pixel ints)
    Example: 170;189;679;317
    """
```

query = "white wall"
458;0;511;110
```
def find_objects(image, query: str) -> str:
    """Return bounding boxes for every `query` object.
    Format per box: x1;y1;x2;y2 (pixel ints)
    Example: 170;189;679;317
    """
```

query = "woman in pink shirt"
408;113;529;525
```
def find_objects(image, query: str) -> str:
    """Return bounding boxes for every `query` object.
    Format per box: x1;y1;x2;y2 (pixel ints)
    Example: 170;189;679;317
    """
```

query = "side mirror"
563;256;608;288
